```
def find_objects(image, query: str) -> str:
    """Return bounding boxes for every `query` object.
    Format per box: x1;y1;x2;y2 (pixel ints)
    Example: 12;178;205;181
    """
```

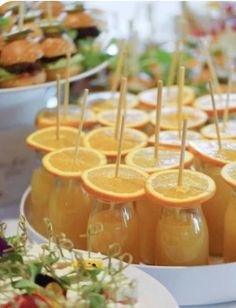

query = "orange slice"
125;147;194;174
189;140;236;167
146;169;216;207
26;126;82;153
194;93;236;116
200;121;236;140
97;109;149;129
149;106;208;130
138;85;195;109
82;164;148;202
83;127;148;158
42;147;107;178
87;91;139;113
149;130;203;150
35;106;96;129
221;162;236;188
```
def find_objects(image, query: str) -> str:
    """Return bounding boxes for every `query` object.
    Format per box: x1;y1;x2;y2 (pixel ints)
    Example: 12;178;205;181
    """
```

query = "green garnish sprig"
17;216;27;252
81;223;103;258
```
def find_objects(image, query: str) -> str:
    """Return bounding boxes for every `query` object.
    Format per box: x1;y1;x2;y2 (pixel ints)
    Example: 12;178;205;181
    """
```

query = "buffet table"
1;1;236;307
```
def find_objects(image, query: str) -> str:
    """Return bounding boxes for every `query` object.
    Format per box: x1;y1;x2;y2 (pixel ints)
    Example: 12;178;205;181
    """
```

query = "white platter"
20;187;236;307
19;187;178;308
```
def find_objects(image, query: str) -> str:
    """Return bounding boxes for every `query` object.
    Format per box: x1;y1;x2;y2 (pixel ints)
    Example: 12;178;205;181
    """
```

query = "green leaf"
0;68;15;82
88;293;105;308
0;252;23;264
65;29;78;40
13;279;38;292
44;53;84;70
27;262;43;280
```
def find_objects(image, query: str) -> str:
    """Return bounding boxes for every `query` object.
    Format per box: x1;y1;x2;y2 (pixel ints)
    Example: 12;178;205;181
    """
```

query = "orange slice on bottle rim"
146;169;216;207
35;106;96;129
83;127;148;158
125;146;194;174
221;162;236;189
189;140;236;167
149;130;203;150
138;85;195;109
26;126;82;153
82;164;148;202
200;121;236;140
194;93;236;116
97;109;149;129
149;106;208;130
86;91;139;113
42;147;107;178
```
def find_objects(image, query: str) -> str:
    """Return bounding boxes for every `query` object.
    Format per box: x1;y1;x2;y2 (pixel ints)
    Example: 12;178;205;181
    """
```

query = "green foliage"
77;38;110;70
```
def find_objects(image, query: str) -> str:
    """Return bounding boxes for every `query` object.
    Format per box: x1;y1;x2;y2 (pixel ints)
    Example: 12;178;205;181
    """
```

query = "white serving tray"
20;187;236;306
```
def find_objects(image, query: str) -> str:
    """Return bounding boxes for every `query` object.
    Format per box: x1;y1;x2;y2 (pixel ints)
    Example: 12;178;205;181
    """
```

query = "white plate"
125;265;178;308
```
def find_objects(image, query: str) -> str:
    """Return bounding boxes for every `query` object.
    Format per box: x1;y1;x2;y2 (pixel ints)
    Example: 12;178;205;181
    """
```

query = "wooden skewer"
74;89;89;163
167;39;181;91
209;81;222;150
201;38;222;97
114;77;127;139
63;53;71;116
47;2;53;24
18;2;24;31
115;113;126;178
56;75;61;141
110;41;127;95
154;80;163;161
177;119;187;187
177;66;185;138
223;64;234;130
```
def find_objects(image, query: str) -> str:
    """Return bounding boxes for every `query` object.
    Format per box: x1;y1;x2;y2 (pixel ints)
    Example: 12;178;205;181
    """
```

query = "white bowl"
20;187;236;306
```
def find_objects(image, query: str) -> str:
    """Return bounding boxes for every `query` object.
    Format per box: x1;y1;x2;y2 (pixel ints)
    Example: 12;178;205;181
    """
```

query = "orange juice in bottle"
189;140;236;255
125;146;194;264
221;162;236;262
26;126;79;235
146;169;215;265
43;147;107;248
82;164;148;263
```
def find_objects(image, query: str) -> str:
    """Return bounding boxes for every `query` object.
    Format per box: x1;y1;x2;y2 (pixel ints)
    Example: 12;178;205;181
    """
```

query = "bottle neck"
160;205;203;220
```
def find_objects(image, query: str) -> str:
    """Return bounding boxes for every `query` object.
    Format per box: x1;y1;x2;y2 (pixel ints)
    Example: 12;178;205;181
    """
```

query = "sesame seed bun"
0;39;44;66
40;37;76;58
0;70;46;88
37;1;64;17
64;11;96;29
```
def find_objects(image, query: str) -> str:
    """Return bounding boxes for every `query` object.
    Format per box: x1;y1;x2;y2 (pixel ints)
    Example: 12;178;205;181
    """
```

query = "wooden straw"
223;64;234;130
110;41;127;94
177;119;187;187
114;77;127;139
74;89;89;163
154;80;163;160
177;66;185;138
47;2;53;24
63;53;71;116
56;75;61;140
115;114;126;178
18;2;24;31
167;40;181;90
209;81;222;150
201;38;222;97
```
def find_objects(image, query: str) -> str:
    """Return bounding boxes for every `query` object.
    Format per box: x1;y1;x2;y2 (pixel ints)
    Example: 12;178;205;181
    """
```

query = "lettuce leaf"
0;67;15;81
45;53;84;70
